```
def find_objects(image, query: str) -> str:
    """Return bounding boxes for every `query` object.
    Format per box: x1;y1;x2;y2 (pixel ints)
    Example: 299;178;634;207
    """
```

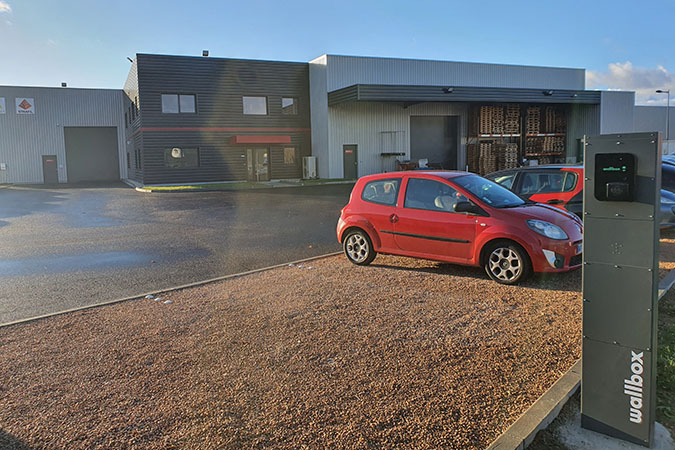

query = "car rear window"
361;178;401;206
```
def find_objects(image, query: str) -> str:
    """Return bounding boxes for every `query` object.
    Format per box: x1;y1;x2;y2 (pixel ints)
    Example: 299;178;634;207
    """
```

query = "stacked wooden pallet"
480;106;492;134
479;143;497;174
491;106;504;134
554;113;566;134
467;144;480;173
553;136;565;154
545;107;555;134
504;104;520;134
526;107;541;135
504;143;519;169
526;137;542;155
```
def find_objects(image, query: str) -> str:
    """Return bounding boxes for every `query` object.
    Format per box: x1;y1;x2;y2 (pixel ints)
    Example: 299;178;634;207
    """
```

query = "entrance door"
42;155;58;184
247;148;269;181
410;116;458;169
343;145;358;179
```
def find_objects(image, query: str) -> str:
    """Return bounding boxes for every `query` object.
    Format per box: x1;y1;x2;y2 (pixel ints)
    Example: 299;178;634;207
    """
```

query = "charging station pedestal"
581;132;662;447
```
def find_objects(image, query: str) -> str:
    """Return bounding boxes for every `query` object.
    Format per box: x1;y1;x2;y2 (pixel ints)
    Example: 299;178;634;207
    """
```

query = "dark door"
64;127;120;182
42;155;58;184
247;148;269;181
410;116;458;169
343;145;357;179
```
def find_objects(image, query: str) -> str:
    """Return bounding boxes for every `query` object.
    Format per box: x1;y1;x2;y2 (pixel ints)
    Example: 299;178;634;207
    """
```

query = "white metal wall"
324;55;586;91
327;102;468;178
0;86;125;184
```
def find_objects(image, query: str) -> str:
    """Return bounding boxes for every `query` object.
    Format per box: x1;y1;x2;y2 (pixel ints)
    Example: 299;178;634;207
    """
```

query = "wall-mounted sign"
0;97;5;114
16;98;35;115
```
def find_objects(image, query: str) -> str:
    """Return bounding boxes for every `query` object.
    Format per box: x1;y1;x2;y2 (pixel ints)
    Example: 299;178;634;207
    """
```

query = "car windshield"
452;174;526;208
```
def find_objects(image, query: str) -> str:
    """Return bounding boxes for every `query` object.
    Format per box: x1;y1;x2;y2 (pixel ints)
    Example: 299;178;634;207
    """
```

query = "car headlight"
526;220;569;240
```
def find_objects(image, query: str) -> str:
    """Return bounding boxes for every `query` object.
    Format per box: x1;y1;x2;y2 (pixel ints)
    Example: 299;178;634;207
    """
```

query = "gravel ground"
0;255;582;449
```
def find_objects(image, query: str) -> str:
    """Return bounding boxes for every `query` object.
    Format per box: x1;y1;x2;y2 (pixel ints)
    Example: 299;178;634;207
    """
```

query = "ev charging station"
581;132;662;447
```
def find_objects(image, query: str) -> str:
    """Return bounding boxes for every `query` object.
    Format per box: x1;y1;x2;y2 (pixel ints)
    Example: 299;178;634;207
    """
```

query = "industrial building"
0;86;125;184
0;53;671;185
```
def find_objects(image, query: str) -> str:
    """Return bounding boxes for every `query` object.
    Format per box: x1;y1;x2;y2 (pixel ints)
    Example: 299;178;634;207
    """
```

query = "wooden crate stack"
504;104;520;134
467;144;480;173
526;137;541;155
554;113;566;134
479;143;497;175
479;106;492;134
504;143;519;169
491;106;504;134
553;136;565;154
526;107;541;135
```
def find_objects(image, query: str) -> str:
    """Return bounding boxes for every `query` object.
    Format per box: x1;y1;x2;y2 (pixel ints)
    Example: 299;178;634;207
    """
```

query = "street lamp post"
656;89;670;143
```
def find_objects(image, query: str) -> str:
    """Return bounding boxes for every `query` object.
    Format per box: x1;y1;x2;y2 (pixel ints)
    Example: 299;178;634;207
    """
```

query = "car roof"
360;170;470;181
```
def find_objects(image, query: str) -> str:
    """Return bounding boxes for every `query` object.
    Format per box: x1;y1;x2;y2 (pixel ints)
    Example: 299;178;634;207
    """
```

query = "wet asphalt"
0;182;353;325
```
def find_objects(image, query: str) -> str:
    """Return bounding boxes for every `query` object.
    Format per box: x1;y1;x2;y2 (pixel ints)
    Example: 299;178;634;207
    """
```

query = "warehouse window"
243;96;267;115
164;147;199;168
135;149;142;170
161;94;195;114
283;147;297;165
135;96;139;115
131;101;135;120
124;112;128;128
281;97;298;115
126;152;130;169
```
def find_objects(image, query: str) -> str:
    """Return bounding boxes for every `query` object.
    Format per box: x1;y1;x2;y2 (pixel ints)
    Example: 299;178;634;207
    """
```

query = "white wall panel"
0;86;125;184
327;102;468;178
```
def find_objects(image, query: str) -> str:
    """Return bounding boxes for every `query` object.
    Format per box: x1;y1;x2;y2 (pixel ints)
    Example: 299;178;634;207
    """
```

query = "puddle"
0;251;153;277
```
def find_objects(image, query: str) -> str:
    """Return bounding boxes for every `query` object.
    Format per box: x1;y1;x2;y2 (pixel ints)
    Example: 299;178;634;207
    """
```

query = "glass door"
247;148;269;181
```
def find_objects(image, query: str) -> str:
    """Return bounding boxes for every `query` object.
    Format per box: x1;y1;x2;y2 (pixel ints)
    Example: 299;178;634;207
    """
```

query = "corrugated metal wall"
0;86;125;184
567;104;600;161
309;56;330;178
324;55;586;92
327;102;468;178
634;105;675;135
133;54;311;184
600;91;635;134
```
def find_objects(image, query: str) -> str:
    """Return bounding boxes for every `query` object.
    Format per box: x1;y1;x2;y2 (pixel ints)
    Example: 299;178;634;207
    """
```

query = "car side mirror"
454;201;479;214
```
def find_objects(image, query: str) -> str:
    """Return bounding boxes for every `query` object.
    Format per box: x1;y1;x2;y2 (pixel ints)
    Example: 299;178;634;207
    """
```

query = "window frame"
281;97;298;115
161;93;197;114
403;177;468;214
163;147;200;169
360;178;402;207
242;96;268;115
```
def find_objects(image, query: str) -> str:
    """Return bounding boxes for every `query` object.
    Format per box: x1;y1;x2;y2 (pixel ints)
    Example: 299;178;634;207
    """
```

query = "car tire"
484;241;532;285
343;229;376;266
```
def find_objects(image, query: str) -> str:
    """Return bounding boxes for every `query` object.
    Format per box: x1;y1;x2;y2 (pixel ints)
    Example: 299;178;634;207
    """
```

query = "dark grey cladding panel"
135;54;310;129
327;84;602;106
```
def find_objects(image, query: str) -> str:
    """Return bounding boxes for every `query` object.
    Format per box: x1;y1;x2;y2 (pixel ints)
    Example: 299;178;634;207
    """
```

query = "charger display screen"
594;153;636;202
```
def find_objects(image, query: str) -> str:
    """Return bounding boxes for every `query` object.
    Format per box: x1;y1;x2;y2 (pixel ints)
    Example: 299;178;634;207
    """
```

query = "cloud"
0;1;11;13
587;62;674;105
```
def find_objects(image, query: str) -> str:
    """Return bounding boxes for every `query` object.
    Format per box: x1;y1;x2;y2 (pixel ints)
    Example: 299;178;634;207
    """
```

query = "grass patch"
657;292;675;435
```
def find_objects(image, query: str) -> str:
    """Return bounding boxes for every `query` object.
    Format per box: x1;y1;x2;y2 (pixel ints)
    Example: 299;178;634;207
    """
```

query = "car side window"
520;172;566;195
361;179;401;206
562;172;577;191
489;172;516;190
404;178;467;212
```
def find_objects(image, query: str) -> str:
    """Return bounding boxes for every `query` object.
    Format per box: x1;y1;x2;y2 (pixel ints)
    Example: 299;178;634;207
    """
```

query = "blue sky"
0;0;673;104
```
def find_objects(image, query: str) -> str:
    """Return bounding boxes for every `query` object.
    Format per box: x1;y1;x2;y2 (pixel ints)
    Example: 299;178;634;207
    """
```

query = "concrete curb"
134;181;354;193
0;252;342;329
487;359;581;450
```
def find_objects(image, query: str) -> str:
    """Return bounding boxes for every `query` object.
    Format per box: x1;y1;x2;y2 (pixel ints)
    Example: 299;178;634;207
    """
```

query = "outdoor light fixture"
442;87;454;94
543;90;554;96
203;50;209;57
61;82;67;88
126;57;133;63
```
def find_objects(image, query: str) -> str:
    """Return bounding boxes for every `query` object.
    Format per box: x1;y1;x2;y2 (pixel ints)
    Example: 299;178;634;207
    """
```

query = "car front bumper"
533;239;582;273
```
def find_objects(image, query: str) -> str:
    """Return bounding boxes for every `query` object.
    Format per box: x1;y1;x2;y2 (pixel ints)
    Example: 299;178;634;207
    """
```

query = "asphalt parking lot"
0;182;352;324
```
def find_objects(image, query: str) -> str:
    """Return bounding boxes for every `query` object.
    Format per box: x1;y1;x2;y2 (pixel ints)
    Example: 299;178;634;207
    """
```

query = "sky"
0;0;673;105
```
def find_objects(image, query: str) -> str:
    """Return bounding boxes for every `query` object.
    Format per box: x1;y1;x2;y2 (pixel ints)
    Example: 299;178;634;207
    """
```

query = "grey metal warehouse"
0;53;672;184
0;86;126;184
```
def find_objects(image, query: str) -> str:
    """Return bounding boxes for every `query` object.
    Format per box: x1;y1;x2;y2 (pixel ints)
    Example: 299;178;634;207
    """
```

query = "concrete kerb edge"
132;180;355;193
0;251;343;329
486;359;582;450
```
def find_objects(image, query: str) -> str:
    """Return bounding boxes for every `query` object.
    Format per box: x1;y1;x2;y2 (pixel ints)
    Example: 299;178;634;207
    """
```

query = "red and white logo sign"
15;98;35;114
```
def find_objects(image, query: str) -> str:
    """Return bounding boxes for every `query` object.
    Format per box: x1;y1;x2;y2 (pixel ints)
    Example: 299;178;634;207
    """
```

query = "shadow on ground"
0;430;32;450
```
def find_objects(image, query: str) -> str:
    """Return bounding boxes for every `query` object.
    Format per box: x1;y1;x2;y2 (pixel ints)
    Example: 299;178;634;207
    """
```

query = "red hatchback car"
337;171;583;284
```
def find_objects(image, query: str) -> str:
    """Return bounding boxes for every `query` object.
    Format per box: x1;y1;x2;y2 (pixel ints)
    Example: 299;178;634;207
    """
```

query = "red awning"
230;135;292;144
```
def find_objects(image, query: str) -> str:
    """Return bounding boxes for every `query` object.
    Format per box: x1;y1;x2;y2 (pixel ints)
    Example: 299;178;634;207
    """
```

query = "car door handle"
389;214;399;224
547;199;563;205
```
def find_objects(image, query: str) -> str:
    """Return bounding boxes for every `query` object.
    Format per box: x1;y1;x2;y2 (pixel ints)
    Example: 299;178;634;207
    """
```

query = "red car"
337;171;583;284
485;165;584;218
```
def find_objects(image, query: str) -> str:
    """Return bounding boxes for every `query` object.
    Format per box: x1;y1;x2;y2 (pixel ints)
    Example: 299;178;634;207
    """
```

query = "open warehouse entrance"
64;127;120;183
410;116;459;170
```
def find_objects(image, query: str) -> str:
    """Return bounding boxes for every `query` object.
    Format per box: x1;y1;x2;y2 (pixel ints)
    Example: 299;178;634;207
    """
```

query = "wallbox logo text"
623;351;644;424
